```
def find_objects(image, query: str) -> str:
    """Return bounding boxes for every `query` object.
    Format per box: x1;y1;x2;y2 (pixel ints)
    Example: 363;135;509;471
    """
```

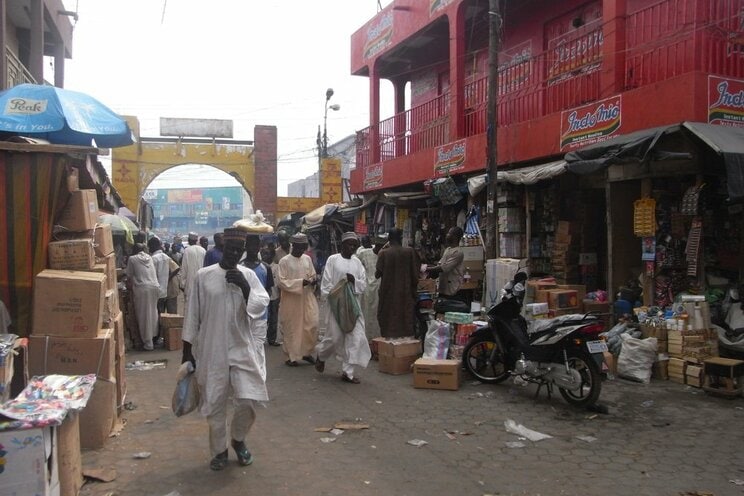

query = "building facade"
0;0;74;89
287;134;356;201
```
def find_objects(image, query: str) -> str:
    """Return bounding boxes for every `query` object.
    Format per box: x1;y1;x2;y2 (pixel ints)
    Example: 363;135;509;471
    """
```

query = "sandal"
315;359;325;373
209;450;229;471
285;360;299;367
231;439;253;466
341;373;360;384
302;355;316;364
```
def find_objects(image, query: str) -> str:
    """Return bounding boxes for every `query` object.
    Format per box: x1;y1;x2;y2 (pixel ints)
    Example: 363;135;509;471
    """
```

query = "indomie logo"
560;96;622;150
434;139;467;176
708;76;744;127
364;10;394;59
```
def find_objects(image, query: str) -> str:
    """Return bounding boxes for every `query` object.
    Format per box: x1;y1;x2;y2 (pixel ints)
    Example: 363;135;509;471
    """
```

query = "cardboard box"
526;279;558;301
67;167;79;192
416;278;437;293
547;289;579;309
32;270;106;338
413;358;461;390
47;239;95;270
79;378;117;450
159;313;184;329
92;223;114;257
686;364;704;387
378;354;418;375
28;330;116;381
94;253;117;292
58;412;82;496
57;189;98;232
583;300;609;314
652;359;669;380
0;426;59;496
557;284;587;303
164;327;182;351
374;337;421;358
113;311;125;357
602;352;617;376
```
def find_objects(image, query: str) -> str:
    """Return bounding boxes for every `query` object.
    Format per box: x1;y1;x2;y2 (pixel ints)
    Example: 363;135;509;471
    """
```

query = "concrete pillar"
54;43;65;88
253;125;278;224
369;62;380;164
0;0;6;89
393;78;406;158
29;0;44;84
449;7;466;140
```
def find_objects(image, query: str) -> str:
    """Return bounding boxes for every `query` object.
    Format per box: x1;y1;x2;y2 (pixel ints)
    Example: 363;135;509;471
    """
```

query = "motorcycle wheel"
462;334;510;384
558;350;601;407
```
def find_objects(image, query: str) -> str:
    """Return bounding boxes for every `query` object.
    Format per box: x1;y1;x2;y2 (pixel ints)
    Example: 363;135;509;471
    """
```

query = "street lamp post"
318;88;341;166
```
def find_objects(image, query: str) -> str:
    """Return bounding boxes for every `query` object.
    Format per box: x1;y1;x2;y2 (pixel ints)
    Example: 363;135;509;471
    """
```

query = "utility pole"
485;0;502;260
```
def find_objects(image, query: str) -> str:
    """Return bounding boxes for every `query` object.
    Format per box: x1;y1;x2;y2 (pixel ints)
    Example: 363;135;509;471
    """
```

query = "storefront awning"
467;160;568;196
564;122;744;199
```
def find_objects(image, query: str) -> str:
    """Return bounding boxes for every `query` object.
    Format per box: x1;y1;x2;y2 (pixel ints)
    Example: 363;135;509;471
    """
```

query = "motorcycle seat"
434;298;470;314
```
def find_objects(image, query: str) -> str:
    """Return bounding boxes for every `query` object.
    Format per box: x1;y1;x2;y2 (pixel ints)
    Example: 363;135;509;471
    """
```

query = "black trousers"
267;299;279;344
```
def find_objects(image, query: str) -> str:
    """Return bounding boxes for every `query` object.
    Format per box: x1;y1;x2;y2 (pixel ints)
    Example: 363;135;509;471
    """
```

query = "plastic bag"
423;320;451;359
172;361;200;417
327;279;361;333
617;334;657;384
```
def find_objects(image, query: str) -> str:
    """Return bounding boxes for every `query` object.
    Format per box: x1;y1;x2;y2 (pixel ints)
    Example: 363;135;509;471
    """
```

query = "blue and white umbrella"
0;83;133;147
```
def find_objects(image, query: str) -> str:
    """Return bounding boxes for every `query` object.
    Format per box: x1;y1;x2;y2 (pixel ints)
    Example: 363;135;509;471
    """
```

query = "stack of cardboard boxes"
373;337;421;375
29;189;127;450
527;278;587;317
552;221;580;284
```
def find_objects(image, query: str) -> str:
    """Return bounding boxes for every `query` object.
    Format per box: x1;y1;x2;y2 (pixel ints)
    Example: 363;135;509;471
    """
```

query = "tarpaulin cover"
467;160;568;196
564;122;744;199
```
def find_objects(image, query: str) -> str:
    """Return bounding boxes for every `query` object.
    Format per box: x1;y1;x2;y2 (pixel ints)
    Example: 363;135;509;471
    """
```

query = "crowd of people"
123;224;466;471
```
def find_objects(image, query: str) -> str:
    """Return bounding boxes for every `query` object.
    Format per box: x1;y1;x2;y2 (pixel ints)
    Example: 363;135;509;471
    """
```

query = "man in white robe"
277;233;319;367
126;243;160;351
180;232;206;304
355;236;382;340
314;232;371;384
182;228;270;471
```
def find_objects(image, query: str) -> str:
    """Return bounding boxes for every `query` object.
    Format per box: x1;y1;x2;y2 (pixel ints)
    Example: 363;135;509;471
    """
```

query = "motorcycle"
462;270;606;408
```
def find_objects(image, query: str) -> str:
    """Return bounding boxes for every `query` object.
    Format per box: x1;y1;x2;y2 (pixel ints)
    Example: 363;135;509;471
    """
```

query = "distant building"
145;186;253;240
287;134;356;201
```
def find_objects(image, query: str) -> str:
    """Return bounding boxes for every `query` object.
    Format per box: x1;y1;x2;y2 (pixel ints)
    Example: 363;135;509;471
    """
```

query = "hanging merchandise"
680;184;704;216
432;177;463;206
685;218;702;276
633;198;656;237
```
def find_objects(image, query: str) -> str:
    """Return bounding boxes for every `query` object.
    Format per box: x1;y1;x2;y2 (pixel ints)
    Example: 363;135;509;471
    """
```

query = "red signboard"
363;163;383;190
546;19;603;86
167;189;203;203
434;139;467;176
560;95;622;151
364;10;394;60
708;76;744;127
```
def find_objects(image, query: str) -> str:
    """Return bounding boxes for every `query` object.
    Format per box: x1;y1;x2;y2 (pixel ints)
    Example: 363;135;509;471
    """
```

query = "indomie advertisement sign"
364;163;383;190
560;96;622;151
434;139;467;176
708;76;744;127
364;10;393;60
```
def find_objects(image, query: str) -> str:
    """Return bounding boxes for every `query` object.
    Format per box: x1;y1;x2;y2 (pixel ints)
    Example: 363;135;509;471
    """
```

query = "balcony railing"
357;0;744;171
5;47;36;88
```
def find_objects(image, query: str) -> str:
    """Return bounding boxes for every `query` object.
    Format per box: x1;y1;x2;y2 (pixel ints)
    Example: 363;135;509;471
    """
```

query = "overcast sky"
62;0;394;194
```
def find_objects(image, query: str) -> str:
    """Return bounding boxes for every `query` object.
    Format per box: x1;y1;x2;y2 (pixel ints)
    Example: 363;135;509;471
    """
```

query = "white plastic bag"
617;335;657;384
423;320;450;359
172;361;200;417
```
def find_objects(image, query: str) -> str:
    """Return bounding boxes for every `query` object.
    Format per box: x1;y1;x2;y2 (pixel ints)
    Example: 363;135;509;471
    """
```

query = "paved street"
79;345;744;496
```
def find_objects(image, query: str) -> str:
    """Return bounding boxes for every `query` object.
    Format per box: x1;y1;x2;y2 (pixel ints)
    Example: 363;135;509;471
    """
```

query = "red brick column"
253;125;277;224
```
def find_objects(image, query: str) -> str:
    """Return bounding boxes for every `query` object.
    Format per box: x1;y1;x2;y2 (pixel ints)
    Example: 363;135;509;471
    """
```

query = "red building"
349;0;744;308
350;0;744;191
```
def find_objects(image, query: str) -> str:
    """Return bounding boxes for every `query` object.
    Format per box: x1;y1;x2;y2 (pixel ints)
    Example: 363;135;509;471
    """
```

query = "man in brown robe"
375;228;420;338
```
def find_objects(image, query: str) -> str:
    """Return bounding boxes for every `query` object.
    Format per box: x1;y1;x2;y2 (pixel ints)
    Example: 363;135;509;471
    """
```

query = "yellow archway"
112;117;255;212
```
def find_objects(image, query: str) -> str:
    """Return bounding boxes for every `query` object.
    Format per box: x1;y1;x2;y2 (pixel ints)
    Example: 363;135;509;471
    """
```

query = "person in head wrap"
126;242;160;350
182;227;270;471
180;232;206;305
276;232;319;366
314;232;371;384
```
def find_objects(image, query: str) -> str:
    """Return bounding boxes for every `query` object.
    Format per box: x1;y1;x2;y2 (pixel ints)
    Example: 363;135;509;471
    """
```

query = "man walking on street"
315;232;371;384
277;233;319;367
181;232;206;304
126;243;160;351
204;232;224;267
242;234;274;380
376;228;420;338
182;228;270;471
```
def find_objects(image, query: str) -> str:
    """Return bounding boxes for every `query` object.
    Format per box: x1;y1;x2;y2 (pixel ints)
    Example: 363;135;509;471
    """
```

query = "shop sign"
364;10;393;60
499;41;532;93
430;0;455;16
434;139;467;176
364;163;383;190
560;95;622;151
168;189;203;204
547;20;603;86
708;76;744;127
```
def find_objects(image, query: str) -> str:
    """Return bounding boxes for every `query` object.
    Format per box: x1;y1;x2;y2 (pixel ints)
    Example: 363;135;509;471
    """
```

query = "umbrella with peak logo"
0;83;133;148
